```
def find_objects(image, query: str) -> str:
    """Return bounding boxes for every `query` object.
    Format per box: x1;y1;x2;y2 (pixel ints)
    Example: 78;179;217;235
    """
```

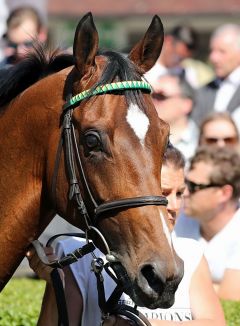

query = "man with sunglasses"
175;145;240;301
150;73;199;164
0;6;47;68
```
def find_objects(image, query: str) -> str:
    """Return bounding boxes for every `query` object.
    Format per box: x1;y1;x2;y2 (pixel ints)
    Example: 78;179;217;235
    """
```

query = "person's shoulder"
224;208;240;236
56;237;88;255
224;207;240;231
173;237;203;256
56;236;104;262
173;237;203;274
174;236;199;246
62;236;86;247
213;208;240;251
234;207;240;219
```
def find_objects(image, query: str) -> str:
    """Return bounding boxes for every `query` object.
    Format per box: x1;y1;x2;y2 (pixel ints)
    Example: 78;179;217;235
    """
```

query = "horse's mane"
0;47;145;110
0;46;74;108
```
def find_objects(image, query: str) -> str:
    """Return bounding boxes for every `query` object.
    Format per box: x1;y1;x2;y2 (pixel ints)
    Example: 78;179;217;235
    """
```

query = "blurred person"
26;146;225;326
0;0;8;61
199;111;239;148
175;146;240;301
193;24;240;131
181;58;214;90
151;73;198;163
0;6;48;68
145;25;213;88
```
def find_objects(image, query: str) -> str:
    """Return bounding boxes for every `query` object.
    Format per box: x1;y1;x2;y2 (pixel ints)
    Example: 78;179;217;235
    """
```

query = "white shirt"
172;119;199;165
56;237;203;325
175;208;240;283
213;66;240;112
213;67;240;133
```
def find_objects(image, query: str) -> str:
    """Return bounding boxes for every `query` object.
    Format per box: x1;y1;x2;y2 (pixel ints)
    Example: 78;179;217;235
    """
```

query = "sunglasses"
185;179;221;194
152;92;170;101
8;40;34;50
152;92;181;101
204;136;238;145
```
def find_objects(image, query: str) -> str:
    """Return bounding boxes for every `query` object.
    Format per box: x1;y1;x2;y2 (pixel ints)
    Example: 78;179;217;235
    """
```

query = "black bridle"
48;80;168;326
32;234;152;326
52;80;168;232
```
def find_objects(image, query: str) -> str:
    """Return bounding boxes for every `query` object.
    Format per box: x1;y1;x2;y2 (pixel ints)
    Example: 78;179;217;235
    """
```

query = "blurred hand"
26;246;65;285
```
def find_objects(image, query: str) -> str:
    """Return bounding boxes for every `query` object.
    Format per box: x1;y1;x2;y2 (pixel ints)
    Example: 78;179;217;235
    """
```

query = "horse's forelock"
91;50;146;111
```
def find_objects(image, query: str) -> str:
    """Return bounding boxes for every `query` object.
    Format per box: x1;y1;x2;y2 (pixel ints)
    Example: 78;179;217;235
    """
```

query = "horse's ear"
73;12;99;75
128;15;164;73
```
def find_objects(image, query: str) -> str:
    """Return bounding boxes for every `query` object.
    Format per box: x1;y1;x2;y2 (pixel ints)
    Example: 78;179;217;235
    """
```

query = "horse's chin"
129;285;176;309
111;262;177;309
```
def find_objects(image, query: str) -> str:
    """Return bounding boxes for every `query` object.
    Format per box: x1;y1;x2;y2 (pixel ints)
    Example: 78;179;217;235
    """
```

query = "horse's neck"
0;73;67;290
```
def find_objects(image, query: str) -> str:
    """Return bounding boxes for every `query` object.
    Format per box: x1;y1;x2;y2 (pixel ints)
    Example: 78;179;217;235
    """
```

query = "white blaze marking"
159;211;172;249
126;103;149;145
159;211;179;270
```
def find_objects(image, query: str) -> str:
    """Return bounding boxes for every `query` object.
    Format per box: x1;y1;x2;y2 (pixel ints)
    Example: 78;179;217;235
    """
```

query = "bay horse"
0;13;183;308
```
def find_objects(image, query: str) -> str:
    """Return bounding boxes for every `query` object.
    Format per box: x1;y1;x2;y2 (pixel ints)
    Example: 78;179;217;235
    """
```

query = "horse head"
50;13;184;308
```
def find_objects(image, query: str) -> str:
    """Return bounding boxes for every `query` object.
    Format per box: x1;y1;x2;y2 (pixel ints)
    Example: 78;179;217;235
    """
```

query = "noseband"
52;80;168;230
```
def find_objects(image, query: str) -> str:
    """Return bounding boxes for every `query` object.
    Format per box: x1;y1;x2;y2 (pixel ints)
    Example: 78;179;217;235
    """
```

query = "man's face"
5;19;39;63
209;32;240;79
183;161;221;221
162;36;191;68
151;76;191;124
200;119;239;148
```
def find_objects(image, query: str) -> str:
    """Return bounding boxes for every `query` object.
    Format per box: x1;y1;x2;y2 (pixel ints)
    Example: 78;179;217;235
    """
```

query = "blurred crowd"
145;23;240;155
145;20;240;303
1;2;240;323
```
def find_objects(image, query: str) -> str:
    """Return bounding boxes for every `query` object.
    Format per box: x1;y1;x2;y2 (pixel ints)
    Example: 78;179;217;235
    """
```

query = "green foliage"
222;300;240;326
0;278;240;325
0;278;45;326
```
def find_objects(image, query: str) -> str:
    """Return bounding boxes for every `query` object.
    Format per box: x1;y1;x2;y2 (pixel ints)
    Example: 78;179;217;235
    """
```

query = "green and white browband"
63;80;152;110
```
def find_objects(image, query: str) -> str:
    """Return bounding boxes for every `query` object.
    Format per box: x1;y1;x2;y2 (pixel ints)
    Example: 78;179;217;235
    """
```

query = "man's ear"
219;184;233;202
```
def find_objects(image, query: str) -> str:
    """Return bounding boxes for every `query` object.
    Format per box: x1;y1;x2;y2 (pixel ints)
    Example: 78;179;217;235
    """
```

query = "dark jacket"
192;79;240;124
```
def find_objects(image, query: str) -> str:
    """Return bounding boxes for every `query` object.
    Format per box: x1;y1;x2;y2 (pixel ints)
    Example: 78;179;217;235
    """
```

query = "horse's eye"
84;131;102;151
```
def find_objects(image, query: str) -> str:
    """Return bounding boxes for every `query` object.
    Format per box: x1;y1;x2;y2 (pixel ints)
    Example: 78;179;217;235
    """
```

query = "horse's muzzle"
136;259;184;308
112;257;184;309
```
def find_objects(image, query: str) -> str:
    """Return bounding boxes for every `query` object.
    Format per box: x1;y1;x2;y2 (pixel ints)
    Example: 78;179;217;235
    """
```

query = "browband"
63;80;152;111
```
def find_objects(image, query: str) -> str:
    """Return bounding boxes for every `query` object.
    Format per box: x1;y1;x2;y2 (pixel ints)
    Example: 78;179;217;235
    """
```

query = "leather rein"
34;80;168;326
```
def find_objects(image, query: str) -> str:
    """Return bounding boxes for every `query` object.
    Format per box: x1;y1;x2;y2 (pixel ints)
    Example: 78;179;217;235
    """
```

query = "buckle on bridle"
91;257;104;274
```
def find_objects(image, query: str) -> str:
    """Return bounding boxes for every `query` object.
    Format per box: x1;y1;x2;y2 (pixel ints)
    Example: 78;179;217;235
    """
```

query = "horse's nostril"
141;264;165;293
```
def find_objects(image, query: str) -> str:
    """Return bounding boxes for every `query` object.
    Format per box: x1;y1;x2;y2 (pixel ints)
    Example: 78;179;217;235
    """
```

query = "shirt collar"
225;66;240;85
176;119;199;144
